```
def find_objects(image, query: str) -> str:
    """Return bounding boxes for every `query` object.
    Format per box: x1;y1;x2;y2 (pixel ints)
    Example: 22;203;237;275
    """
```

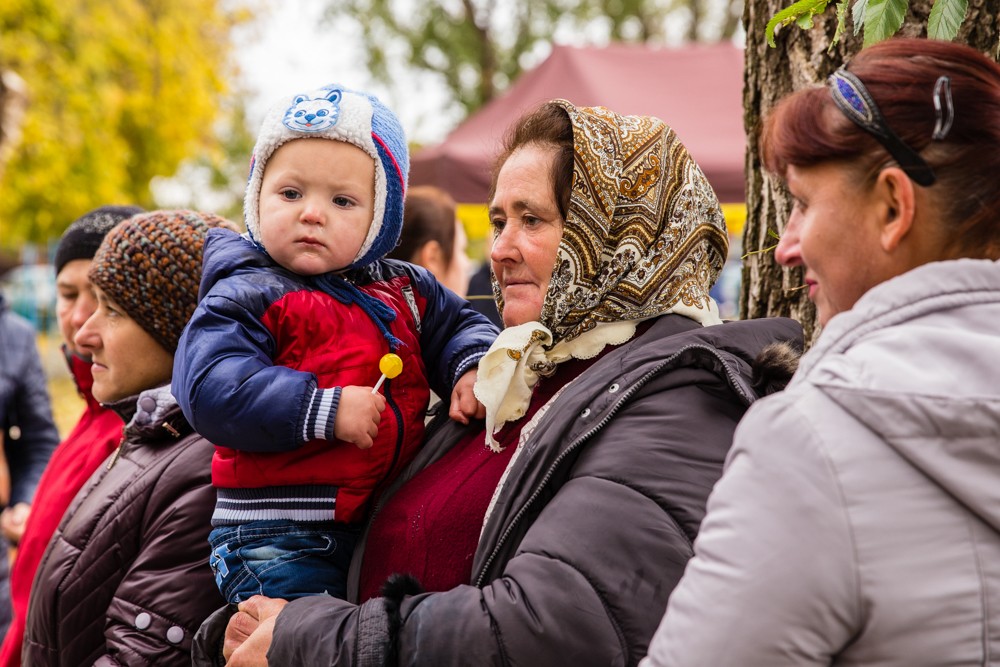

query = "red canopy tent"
410;42;746;204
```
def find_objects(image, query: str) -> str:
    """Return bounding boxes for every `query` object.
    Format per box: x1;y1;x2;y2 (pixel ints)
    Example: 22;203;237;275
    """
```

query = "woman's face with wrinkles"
488;144;565;327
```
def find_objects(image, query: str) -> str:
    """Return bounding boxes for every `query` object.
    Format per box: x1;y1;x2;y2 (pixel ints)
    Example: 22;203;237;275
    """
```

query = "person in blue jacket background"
0;288;58;635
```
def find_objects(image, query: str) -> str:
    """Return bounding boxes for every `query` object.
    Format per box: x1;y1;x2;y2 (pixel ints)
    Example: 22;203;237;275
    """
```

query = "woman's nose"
74;313;99;353
490;226;518;264
773;217;802;267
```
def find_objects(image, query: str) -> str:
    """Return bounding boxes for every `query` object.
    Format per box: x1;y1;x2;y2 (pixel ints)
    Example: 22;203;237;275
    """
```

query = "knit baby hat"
88;210;234;353
244;84;409;268
54;205;145;276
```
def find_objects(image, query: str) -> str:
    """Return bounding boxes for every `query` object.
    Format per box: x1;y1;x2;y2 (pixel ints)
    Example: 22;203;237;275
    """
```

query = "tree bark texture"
741;0;1000;345
0;70;28;184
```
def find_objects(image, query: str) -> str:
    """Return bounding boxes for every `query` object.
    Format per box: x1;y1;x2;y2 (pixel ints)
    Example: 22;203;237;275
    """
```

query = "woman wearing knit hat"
21;210;231;666
0;205;143;667
172;84;498;607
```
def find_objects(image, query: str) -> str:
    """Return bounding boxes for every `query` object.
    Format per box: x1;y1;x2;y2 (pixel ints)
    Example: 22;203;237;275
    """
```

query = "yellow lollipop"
371;353;404;394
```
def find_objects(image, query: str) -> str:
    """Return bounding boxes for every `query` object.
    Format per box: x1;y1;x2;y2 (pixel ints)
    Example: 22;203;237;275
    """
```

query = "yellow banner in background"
458;202;747;261
720;203;746;237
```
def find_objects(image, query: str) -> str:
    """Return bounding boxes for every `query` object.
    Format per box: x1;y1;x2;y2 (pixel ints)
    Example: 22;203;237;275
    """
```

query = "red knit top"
359;352;610;602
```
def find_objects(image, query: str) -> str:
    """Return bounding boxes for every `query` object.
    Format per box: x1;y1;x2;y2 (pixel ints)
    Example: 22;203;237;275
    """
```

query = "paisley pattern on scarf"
492;101;729;345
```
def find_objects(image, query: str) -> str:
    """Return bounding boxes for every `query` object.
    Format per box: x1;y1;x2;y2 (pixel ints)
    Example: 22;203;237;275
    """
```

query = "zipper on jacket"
366;407;450;522
473;343;749;586
377;381;406;489
106;434;127;470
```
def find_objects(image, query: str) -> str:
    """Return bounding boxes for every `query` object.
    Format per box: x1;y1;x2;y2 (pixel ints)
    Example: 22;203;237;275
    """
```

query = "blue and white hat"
244;84;409;268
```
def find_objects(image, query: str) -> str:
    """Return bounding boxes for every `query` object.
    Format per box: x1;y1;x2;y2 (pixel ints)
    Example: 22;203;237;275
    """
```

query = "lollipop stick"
372;374;387;394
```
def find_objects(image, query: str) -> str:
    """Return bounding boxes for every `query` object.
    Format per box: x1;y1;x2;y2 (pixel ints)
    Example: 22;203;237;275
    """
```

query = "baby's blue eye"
317;109;328;117
295;110;304;117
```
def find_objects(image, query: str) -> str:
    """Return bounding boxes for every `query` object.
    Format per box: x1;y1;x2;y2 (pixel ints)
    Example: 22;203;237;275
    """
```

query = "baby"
174;84;498;602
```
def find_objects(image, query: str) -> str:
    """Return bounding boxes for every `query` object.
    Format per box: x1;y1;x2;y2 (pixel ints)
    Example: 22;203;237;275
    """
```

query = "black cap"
54;205;144;276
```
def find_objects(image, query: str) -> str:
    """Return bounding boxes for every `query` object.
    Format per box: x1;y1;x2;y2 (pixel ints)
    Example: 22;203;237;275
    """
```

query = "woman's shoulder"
596;315;804;404
122;396;214;481
140;428;214;485
648;316;802;360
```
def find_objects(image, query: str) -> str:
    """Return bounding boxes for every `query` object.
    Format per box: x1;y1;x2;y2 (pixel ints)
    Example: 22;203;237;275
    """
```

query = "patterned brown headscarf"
476;101;730;448
493;100;729;344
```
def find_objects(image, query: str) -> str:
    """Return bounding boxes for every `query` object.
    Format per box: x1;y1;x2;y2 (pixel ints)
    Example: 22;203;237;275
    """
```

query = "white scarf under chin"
473;299;722;452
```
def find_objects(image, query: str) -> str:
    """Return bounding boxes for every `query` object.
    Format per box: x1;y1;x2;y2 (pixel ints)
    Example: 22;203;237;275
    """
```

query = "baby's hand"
449;369;485;425
334;386;386;449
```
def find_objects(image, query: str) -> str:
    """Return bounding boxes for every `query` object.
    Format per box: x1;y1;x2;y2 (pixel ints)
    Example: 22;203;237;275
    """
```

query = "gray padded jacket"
644;259;1000;666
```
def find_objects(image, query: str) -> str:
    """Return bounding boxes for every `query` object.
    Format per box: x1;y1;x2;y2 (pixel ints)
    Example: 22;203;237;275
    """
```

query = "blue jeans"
208;521;358;603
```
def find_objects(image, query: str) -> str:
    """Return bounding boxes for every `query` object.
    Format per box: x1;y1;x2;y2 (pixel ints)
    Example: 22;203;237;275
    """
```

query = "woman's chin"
500;303;543;328
91;378;121;404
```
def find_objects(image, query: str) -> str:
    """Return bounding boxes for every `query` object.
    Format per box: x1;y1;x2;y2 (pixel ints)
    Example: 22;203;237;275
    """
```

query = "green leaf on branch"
928;0;969;41
765;0;831;46
852;0;869;36
863;0;907;45
829;0;850;50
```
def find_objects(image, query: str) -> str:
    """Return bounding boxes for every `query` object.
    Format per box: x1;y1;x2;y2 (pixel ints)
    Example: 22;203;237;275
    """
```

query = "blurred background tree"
0;0;747;252
0;0;252;247
322;0;743;117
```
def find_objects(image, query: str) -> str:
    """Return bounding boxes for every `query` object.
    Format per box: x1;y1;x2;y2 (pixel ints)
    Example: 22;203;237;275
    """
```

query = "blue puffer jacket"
0;292;58;506
173;230;498;524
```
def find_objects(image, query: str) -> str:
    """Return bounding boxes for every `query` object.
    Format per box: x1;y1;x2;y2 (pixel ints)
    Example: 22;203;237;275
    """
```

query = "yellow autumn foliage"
0;0;251;246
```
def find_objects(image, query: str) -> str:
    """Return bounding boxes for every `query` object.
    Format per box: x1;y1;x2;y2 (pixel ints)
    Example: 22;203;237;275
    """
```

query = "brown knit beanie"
88;209;234;353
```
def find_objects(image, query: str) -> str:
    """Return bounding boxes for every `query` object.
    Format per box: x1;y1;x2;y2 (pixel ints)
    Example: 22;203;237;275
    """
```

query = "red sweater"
360;353;608;602
0;352;123;667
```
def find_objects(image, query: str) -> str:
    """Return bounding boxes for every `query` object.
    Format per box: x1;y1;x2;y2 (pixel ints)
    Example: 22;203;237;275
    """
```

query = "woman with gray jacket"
643;38;1000;666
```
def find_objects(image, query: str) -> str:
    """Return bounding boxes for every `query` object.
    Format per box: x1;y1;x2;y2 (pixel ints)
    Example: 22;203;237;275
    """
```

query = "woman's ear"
414;240;446;278
875;167;917;253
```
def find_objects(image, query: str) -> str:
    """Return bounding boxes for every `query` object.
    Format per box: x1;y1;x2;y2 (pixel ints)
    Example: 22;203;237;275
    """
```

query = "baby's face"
259;138;376;275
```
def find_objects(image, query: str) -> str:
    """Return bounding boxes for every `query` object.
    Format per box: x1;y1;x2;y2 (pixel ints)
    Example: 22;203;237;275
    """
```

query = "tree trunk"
0;70;28;184
740;0;1000;345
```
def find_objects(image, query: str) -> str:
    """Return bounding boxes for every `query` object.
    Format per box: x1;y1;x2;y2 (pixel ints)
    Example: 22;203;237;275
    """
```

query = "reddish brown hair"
761;38;1000;258
389;185;458;267
488;102;574;219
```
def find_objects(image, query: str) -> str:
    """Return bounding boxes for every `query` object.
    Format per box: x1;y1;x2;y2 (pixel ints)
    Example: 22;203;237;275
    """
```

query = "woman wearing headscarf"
642;38;1000;666
200;100;801;667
